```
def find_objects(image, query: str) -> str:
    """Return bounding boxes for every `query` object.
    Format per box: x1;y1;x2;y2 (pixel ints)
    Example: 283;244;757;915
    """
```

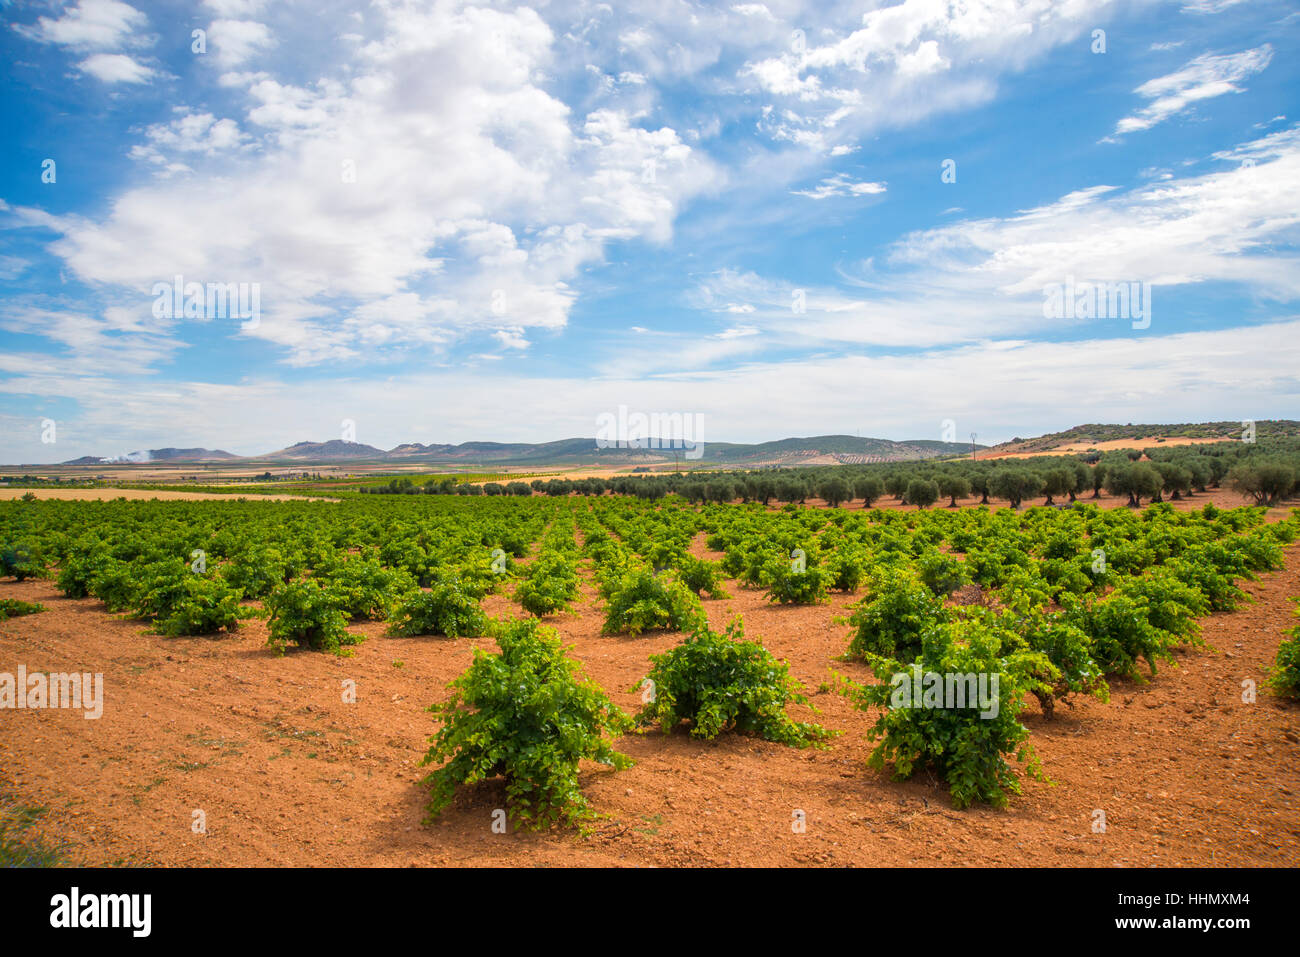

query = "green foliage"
761;551;830;605
420;617;632;831
221;546;296;599
676;554;730;599
89;559;142;612
846;572;949;663
0;598;45;621
1061;592;1172;681
905;479;939;509
318;556;413;620
1268;598;1300;699
153;575;249;636
1119;570;1209;648
265;579;360;654
824;546;868;592
0;542;44;581
1012;612;1108;717
515;553;580;616
601;566;706;636
634;617;835;747
916;548;967;597
855;622;1049;809
388;577;491;637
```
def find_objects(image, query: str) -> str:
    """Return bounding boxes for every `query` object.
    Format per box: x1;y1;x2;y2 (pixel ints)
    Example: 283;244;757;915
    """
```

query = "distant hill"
982;420;1300;457
261;440;389;460
33;421;1300;470
62;447;238;465
238;434;979;467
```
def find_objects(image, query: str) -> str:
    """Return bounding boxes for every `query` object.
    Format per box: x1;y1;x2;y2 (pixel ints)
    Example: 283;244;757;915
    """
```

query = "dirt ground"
1;496;1297;867
976;436;1233;460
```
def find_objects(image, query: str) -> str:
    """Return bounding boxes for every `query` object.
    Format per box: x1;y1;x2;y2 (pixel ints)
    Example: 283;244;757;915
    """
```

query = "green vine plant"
633;616;836;748
420;617;633;832
851;621;1052;809
1268;597;1300;699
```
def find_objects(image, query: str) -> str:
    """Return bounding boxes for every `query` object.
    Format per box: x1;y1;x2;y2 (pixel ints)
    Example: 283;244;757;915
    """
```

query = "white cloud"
742;0;1116;147
5;319;1296;461
207;18;276;68
14;0;149;51
203;0;267;15
791;173;886;199
77;52;155;83
685;127;1300;352
28;1;718;367
1112;45;1273;137
129;110;247;167
731;4;775;21
1181;0;1249;13
493;327;530;350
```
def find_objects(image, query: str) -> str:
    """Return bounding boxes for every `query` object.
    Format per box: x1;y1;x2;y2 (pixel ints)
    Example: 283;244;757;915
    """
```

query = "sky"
1;0;1298;463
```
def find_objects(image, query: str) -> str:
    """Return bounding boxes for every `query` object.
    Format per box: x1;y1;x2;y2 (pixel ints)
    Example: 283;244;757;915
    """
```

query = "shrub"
676;555;729;599
318;557;412;620
388;578;491;638
601;567;706;636
265;579;360;654
88;559;142;612
635;617;835;747
855;622;1050;809
846;573;949;663
516;553;580;616
153;576;249;636
56;547;109;598
1013;612;1108;717
1061;593;1172;681
0;542;44;581
0;599;45;621
420;618;632;831
916;548;967;597
761;552;830;605
131;560;193;620
1267;598;1300;698
222;546;296;598
1166;557;1246;612
1118;570;1210;648
824;546;868;592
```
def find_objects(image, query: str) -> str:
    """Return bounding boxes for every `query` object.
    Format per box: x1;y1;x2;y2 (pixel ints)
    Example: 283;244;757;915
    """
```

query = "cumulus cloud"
207;18;276;68
77;52;155;83
27;1;718;367
14;0;149;51
742;0;1117;147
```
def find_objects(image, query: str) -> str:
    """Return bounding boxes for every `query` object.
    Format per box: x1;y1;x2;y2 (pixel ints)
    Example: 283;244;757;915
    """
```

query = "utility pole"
970;432;978;461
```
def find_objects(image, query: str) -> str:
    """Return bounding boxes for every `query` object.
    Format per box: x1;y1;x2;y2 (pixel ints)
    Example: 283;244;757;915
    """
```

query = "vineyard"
1;490;1298;865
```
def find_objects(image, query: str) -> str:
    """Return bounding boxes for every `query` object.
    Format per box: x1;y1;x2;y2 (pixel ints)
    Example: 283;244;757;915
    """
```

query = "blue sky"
2;0;1298;462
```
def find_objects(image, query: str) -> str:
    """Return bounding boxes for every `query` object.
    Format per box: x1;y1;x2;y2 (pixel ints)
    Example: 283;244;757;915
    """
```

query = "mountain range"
59;435;982;468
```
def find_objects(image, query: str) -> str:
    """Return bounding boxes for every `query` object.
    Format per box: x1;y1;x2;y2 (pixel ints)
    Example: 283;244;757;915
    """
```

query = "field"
2;487;1298;867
